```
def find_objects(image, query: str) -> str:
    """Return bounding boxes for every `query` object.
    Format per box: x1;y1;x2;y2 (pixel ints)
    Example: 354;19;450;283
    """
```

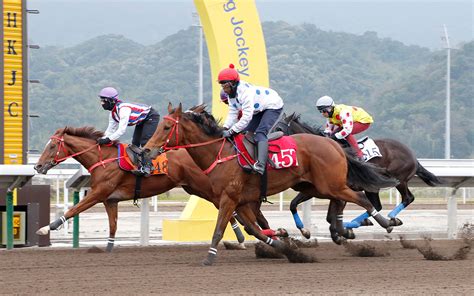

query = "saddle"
242;131;284;164
117;143;168;175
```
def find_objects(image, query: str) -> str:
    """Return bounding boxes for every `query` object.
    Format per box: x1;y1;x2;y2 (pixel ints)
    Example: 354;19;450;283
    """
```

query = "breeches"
244;108;283;142
132;108;160;147
344;122;370;152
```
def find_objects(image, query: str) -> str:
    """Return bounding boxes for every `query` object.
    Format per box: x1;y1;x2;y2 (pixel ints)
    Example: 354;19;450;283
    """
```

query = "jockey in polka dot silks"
218;64;284;175
316;95;373;159
97;87;160;176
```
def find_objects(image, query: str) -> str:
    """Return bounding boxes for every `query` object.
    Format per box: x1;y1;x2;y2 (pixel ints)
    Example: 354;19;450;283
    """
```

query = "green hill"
28;22;473;158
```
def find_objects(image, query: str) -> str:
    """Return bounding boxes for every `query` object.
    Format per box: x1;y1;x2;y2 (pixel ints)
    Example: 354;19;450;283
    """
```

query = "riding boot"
253;140;268;175
138;153;152;177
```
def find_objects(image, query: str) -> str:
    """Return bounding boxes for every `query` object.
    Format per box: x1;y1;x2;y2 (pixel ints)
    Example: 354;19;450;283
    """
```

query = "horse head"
145;102;223;159
34;126;103;174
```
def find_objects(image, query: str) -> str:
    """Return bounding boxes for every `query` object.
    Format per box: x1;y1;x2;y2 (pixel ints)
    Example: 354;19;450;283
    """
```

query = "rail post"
6;190;14;250
73;191;79;248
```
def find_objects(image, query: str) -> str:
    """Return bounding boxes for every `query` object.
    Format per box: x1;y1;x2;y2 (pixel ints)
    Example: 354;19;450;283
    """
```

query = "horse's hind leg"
344;191;380;229
387;182;414;226
327;199;354;244
335;188;394;232
36;191;104;235
289;193;312;238
104;199;118;252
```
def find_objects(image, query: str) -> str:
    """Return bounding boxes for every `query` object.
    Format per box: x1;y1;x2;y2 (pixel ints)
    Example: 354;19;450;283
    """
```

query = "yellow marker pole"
162;0;269;241
13;188;17;206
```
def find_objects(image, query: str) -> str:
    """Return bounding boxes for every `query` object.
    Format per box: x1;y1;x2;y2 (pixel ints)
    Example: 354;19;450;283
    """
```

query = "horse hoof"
343;229;356;240
360;218;374;226
201;252;217;266
331;236;345;245
36;226;50;235
276;228;289;238
386;226;394;233
300;228;311;239
390;218;403;226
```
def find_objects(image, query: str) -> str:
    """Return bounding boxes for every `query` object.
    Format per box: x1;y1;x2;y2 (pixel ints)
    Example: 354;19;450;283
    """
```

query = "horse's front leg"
229;216;245;245
289;193;312;238
104;199;119;252
36;190;108;235
236;204;292;259
343;191;379;229
202;194;237;266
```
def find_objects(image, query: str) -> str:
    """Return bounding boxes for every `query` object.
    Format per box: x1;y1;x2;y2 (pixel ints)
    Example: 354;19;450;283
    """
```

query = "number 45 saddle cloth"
233;132;299;172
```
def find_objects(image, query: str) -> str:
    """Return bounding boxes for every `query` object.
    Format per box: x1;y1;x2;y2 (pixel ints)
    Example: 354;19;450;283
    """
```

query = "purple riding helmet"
99;87;119;111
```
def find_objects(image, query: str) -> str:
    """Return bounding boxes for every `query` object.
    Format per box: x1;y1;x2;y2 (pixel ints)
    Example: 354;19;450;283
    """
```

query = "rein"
160;115;238;175
50;135;124;173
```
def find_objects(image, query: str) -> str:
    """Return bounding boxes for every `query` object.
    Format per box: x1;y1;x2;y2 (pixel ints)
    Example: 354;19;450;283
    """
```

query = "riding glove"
222;129;235;138
97;137;112;145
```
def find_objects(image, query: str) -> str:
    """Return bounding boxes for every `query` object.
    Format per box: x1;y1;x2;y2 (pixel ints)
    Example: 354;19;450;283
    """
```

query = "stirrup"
253;162;265;175
138;166;151;177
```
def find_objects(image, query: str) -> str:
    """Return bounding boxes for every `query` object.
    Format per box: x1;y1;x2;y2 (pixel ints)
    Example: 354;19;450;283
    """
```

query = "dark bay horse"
34;126;267;251
273;113;442;233
144;103;399;265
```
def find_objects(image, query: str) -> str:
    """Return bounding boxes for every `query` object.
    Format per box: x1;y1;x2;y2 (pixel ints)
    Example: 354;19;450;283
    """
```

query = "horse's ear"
167;102;173;113
194;104;206;113
176;103;183;117
282;112;287;118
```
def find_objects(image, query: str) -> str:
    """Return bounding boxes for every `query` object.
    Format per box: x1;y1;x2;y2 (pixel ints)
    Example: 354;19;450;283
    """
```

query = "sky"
27;0;472;50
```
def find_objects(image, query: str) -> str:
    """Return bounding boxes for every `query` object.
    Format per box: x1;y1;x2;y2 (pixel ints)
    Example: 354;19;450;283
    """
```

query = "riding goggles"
318;106;332;114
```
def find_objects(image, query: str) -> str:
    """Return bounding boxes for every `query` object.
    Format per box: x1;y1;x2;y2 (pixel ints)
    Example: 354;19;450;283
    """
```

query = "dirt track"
1;239;472;295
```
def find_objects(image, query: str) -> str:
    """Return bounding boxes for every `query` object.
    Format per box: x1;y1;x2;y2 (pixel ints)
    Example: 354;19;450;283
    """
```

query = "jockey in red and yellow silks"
316;96;373;159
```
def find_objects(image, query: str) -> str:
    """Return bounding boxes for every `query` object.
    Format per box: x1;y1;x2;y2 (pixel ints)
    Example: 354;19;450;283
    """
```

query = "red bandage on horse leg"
261;229;276;237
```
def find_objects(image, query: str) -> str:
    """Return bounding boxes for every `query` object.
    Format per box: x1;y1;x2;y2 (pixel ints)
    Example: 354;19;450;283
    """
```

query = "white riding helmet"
316;96;335;110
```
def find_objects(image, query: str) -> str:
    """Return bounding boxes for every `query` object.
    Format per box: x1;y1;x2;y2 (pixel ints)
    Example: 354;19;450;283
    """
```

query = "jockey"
316;95;373;159
218;64;284;175
97;87;160;176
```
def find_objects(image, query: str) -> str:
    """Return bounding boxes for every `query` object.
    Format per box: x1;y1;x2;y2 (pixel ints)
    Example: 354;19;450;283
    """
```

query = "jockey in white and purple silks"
97;87;160;176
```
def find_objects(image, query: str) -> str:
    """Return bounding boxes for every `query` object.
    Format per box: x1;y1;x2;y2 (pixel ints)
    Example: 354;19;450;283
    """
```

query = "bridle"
48;135;123;172
158;114;237;174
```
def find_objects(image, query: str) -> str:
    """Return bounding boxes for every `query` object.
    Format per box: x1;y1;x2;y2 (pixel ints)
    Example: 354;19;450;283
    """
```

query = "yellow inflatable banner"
194;0;269;120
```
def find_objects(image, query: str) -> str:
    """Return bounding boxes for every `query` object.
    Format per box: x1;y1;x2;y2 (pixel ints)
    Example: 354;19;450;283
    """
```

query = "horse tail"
345;151;399;192
416;160;442;186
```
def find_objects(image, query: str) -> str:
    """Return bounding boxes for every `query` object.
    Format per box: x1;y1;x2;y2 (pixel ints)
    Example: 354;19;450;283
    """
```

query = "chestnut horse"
34;126;270;251
144;104;399;265
273;113;442;233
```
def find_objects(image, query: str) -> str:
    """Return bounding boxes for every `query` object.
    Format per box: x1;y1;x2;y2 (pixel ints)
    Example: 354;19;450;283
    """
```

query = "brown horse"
273;113;442;234
144;103;399;265
34;126;269;251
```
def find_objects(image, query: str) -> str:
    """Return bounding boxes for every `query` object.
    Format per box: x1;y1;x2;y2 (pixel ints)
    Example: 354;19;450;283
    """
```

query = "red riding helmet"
218;64;240;83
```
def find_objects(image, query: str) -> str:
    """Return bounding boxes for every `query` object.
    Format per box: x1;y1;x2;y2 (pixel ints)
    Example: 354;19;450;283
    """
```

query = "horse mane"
288;112;320;135
62;126;105;140
180;105;224;137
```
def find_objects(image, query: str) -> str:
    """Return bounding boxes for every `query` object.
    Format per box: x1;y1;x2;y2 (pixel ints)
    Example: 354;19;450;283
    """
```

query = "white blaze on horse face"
44;139;51;149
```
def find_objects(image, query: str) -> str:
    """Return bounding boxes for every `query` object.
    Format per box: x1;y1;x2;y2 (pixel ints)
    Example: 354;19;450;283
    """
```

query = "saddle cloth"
357;136;382;162
117;143;168;175
234;133;299;171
